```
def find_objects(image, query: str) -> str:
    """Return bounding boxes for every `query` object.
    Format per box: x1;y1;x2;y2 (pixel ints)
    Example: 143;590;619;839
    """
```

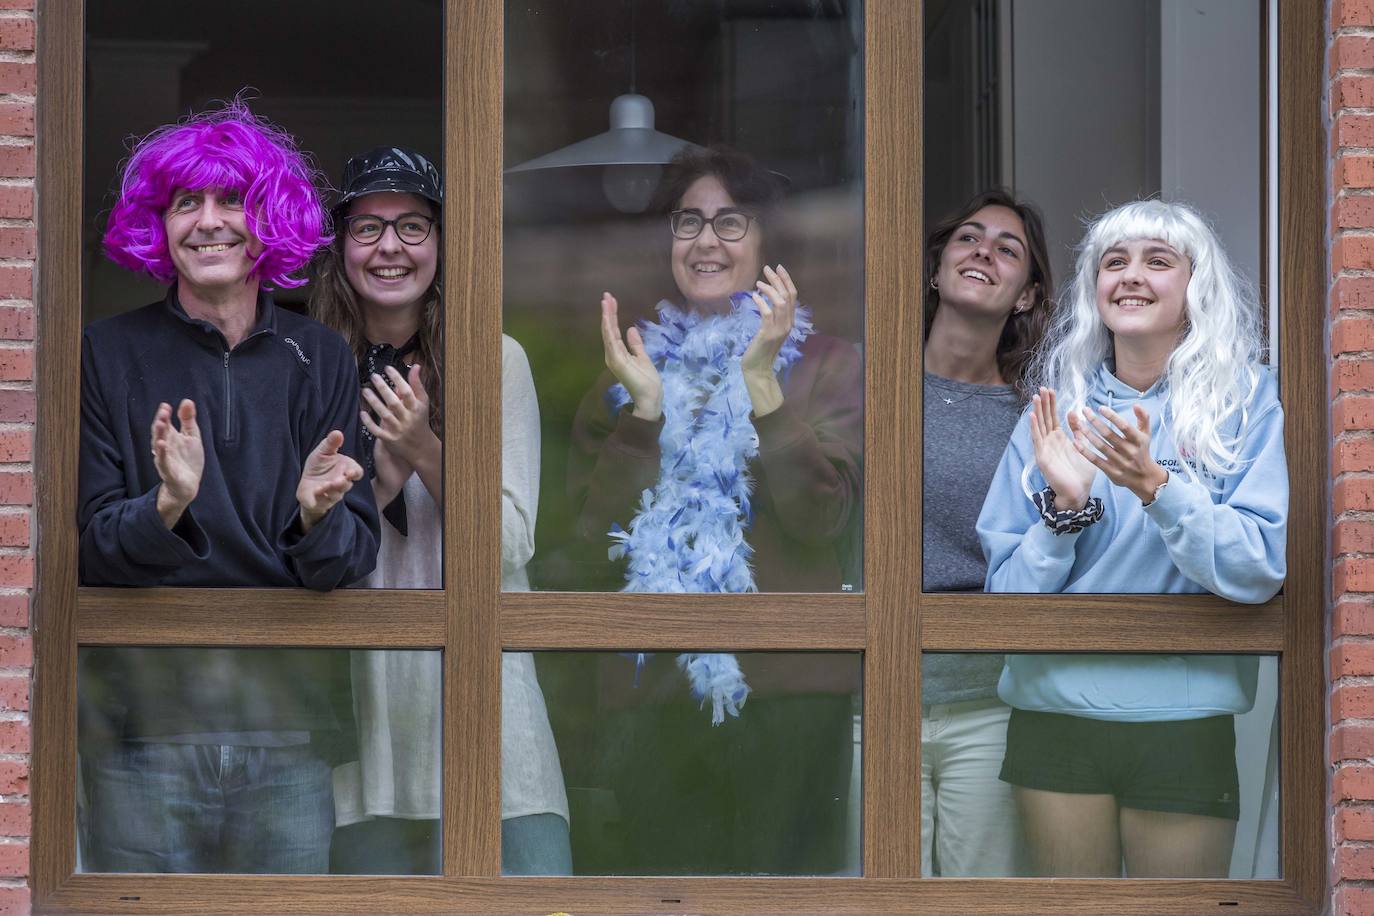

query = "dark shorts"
999;708;1240;820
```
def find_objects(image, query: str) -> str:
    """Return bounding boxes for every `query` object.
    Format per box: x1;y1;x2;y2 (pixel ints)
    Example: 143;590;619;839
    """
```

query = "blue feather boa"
609;293;814;723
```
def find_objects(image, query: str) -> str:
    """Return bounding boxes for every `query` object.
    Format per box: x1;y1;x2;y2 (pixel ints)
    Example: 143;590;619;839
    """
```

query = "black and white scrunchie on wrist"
1031;485;1104;535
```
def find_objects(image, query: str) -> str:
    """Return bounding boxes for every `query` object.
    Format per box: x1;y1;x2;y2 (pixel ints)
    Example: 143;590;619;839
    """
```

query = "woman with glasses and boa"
310;147;570;875
567;145;863;873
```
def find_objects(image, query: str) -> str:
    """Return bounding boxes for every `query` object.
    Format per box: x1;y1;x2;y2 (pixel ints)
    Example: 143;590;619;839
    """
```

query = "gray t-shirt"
920;371;1023;705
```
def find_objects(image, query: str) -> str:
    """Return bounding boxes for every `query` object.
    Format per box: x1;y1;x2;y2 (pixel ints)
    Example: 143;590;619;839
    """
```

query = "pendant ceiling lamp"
505;1;701;213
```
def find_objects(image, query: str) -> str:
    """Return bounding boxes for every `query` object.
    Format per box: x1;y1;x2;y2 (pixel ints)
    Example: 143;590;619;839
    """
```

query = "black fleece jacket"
77;288;378;743
78;288;379;589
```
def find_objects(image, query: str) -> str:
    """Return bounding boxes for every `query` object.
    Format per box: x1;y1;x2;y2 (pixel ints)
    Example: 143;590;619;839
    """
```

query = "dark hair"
309;196;443;438
650;145;785;221
923;188;1054;396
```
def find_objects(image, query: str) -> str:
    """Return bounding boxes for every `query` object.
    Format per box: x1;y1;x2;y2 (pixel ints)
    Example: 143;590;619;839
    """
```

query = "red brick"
0;803;28;838
1339;519;1374;555
0;350;31;384
0;105;31;140
0;558;32;590
1340;234;1374;269
1337;476;1374;513
0;19;33;53
1337;601;1374;638
0;187;31;224
0;678;27;714
0;597;24;630
0;431;30;466
1341;557;1374;594
0;637;30;670
0;885;29;916
1341;196;1374;230
1338;763;1374;800
0;472;28;506
0;230;32;262
0;393;32;425
1338;0;1374;30
0;312;28;342
0;62;34;96
1338;844;1374;880
1345;156;1374;190
1339;397;1374;431
0;721;28;756
1337;686;1374;721
0;0;34;7
0;146;33;182
1336;317;1374;353
1337;437;1374;473
1336;880;1374;915
0;514;27;549
1338;35;1374;72
1339;358;1374;392
1337;276;1374;313
1339;806;1374;842
1341;75;1374;110
1335;723;1374;761
0;763;26;799
0;268;30;302
1334;640;1374;676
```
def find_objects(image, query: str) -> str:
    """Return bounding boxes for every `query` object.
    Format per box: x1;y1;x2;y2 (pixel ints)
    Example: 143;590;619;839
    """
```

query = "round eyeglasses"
669;208;755;242
344;213;437;246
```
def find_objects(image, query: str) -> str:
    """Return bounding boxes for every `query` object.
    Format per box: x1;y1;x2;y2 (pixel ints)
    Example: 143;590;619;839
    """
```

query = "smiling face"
342;192;439;321
670;174;764;311
164;187;262;296
1095;237;1191;350
934;204;1036;323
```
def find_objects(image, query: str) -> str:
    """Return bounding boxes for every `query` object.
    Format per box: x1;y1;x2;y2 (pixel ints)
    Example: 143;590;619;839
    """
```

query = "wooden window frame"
30;0;1326;912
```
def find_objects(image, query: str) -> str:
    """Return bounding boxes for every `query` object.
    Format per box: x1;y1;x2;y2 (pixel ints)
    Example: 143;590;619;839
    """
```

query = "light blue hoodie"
976;364;1287;721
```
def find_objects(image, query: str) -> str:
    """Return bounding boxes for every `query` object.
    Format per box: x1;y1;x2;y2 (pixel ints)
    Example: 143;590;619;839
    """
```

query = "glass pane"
77;647;442;875
922;1;1281;599
919;652;1279;879
505;0;866;593
523;651;862;875
81;2;443;588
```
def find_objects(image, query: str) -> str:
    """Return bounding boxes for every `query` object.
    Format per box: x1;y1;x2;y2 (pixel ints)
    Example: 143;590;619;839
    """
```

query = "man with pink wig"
76;101;379;873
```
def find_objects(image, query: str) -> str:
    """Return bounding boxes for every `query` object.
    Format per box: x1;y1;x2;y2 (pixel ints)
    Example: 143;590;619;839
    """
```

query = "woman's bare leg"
1119;807;1236;877
1014;786;1121;877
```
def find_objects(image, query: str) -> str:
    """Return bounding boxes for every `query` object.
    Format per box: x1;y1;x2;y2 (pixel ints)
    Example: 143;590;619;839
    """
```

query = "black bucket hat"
333;146;443;214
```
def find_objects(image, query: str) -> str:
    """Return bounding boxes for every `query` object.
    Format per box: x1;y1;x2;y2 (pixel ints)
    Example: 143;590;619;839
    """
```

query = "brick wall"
1336;1;1374;914
0;1;30;914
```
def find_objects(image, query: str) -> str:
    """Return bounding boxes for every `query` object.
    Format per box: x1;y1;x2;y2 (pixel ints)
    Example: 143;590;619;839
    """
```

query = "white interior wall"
1008;0;1159;291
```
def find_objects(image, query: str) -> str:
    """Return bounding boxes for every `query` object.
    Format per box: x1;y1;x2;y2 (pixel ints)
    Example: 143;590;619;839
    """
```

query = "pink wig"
102;99;330;289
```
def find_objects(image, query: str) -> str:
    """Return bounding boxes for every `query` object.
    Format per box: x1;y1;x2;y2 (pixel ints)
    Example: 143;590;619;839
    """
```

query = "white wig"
1031;200;1263;485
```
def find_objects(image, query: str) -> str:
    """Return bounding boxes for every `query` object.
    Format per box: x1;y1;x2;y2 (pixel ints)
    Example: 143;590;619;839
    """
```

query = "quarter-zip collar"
163;287;277;446
163;285;277;353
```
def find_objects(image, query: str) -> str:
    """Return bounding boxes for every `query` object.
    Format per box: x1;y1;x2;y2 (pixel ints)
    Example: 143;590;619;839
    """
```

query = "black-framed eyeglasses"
669;208;756;242
343;212;437;246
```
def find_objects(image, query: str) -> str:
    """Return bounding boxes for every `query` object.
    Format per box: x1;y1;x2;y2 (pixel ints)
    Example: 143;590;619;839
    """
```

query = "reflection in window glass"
77;647;441;875
505;0;865;593
528;651;862;875
920;653;1279;879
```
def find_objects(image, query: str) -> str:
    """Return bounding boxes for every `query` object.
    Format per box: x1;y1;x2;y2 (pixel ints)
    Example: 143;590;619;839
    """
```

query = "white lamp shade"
506;94;702;173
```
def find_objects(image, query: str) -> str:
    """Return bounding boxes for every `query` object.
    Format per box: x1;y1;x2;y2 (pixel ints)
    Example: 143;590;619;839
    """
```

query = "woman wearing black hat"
311;147;571;874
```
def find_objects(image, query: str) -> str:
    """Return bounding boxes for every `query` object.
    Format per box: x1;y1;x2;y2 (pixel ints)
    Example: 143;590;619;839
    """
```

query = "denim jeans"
920;697;1025;876
81;741;333;873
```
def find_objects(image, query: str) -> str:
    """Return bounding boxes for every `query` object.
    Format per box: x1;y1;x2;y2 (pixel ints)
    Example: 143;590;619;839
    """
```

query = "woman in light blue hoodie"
976;201;1287;878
